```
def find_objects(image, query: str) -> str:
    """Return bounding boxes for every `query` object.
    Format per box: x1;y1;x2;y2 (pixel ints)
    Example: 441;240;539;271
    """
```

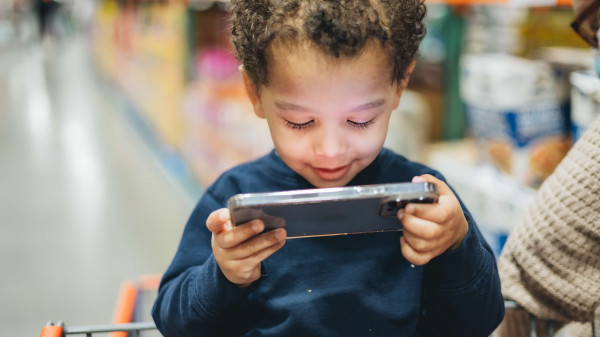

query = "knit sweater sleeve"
151;189;255;337
498;115;600;326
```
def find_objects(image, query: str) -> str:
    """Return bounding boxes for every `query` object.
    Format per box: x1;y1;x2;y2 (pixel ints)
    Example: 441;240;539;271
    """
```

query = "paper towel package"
461;54;571;187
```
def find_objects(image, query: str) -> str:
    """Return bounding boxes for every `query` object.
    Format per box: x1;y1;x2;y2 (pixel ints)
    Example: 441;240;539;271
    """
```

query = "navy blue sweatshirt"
152;149;504;337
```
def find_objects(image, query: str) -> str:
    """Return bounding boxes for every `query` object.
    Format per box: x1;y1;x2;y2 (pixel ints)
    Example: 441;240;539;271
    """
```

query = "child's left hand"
398;174;469;266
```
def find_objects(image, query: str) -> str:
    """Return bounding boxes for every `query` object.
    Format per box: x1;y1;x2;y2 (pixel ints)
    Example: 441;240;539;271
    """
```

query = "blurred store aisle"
0;36;193;336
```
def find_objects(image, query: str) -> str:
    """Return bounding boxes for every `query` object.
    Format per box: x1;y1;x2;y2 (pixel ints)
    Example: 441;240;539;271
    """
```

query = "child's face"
243;44;409;188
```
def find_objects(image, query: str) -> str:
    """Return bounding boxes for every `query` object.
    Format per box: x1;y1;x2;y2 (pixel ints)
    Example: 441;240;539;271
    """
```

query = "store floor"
0;35;193;336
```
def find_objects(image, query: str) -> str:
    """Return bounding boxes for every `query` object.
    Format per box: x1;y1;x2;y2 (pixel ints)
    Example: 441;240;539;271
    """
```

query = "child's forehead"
263;41;394;91
266;40;390;74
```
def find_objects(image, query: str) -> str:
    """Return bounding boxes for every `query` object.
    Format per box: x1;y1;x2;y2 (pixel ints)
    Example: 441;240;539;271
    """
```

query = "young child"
152;1;504;336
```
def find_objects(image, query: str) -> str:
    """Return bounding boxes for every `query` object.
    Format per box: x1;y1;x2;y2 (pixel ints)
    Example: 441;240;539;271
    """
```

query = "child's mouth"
313;165;350;181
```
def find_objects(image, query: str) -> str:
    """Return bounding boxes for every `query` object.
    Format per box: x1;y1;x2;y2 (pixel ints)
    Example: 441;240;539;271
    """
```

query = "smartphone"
227;182;439;238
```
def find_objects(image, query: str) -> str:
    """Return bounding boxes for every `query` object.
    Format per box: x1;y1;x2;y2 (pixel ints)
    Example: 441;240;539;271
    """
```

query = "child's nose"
313;129;347;159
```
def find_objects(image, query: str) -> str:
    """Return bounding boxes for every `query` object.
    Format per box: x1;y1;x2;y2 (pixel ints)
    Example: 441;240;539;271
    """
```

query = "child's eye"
285;119;314;130
347;119;375;129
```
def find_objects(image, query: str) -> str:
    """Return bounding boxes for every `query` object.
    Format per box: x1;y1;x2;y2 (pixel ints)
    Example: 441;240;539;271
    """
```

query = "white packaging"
570;70;600;141
461;53;571;187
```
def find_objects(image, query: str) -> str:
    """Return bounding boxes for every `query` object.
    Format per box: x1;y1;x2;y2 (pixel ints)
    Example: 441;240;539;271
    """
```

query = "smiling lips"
313;165;350;181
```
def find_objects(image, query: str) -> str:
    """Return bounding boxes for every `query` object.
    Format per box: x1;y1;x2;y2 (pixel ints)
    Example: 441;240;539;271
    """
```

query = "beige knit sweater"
497;115;600;337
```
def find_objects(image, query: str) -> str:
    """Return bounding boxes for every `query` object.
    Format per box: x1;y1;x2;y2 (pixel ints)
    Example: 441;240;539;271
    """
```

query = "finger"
400;236;436;266
401;213;442;242
220;238;286;286
404;202;451;225
412;174;457;200
206;208;231;234
244;236;286;265
402;212;459;255
402;231;449;258
229;228;287;260
406;175;458;223
215;219;266;249
402;231;438;254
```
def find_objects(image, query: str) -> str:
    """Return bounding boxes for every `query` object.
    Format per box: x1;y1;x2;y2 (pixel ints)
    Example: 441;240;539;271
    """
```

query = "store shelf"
188;0;229;11
428;0;572;5
135;0;573;7
99;72;204;201
92;0;585;196
425;140;537;256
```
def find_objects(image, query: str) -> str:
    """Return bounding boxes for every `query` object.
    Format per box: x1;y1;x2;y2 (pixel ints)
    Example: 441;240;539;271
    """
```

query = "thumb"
206;208;232;234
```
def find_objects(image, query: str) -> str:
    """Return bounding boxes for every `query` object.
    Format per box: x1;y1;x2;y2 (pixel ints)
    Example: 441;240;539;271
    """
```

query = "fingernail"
397;210;404;220
412;176;426;183
252;221;262;232
405;204;414;214
274;228;286;240
219;209;230;221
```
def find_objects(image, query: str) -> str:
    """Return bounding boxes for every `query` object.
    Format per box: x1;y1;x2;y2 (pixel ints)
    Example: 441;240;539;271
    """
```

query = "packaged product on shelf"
92;0;188;149
177;5;275;186
536;47;594;140
570;70;600;141
93;0;121;78
182;47;272;186
461;53;571;187
518;8;589;57
384;90;430;162
426;142;536;257
462;6;528;55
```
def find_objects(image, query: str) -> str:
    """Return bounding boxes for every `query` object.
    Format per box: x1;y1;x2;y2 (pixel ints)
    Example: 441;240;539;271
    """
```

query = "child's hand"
206;208;287;288
398;175;469;266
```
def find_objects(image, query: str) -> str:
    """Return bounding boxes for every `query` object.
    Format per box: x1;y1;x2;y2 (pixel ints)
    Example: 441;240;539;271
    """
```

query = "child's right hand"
206;208;287;288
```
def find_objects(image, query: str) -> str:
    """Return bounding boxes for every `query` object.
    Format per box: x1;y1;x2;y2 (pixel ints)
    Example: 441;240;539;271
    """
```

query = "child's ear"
392;60;417;109
239;65;265;118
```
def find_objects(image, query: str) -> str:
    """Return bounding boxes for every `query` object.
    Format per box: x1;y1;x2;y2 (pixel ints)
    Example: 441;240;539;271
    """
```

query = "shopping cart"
503;300;597;337
503;300;558;337
40;281;579;337
40;274;161;337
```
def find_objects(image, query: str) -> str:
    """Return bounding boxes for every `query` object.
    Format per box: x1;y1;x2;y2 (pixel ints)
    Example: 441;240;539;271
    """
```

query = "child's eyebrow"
274;101;310;112
274;99;386;113
347;99;386;112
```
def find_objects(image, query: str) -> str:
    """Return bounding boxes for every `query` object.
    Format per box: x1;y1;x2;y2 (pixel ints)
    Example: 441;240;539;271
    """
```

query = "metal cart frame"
41;321;157;337
40;278;592;337
40;275;161;337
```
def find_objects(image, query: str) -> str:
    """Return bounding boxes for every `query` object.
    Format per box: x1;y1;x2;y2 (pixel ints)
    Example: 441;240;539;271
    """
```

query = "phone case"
227;182;439;238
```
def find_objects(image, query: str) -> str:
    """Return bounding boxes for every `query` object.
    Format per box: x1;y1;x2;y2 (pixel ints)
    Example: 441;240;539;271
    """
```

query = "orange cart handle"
108;280;139;337
40;324;63;337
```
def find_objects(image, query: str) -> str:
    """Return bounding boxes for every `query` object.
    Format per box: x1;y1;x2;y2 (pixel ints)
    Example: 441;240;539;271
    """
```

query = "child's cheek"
354;131;386;156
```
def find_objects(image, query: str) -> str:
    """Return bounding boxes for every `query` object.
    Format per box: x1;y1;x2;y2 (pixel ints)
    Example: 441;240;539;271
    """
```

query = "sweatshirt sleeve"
151;189;255;337
418;208;505;337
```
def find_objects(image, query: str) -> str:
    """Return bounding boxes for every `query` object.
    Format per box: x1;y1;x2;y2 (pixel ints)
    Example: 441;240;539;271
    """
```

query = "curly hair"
229;0;426;88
